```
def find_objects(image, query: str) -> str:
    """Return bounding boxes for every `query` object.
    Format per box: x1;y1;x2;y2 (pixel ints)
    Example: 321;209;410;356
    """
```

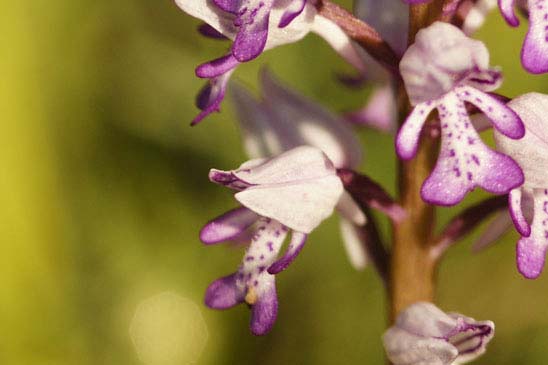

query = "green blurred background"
2;1;548;364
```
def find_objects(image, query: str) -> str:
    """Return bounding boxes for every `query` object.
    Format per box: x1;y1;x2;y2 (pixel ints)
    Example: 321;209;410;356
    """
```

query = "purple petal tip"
204;274;244;309
250;288;278;335
517;237;547;279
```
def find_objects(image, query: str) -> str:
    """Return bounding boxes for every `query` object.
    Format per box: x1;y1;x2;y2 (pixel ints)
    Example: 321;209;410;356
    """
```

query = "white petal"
235;175;344;233
383;327;458;365
496;93;548;188
230;83;286;159
260;70;363;168
400;22;490;105
264;1;317;50
174;0;237;38
336;191;367;226
395;302;457;337
339;217;368;270
310;15;366;72
233;146;337;185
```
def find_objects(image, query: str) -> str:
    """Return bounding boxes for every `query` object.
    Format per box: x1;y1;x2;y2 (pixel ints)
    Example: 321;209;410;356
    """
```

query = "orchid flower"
498;0;548;74
346;0;497;133
494;93;548;278
174;0;365;125
383;302;495;365
202;146;344;334
396;21;525;206
230;69;405;269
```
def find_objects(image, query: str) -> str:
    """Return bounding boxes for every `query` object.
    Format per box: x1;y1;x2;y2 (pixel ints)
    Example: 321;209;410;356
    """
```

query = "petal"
262;2;316;50
233;146;338;185
496;93;548;188
521;0;548;74
232;0;275;62
463;68;503;92
383;327;459;365
268;231;307;274
448;319;495;364
208;168;254;190
213;0;240;13
205;273;245;309
238;218;287;333
195;53;240;78
230;83;285;158
235;175;344;233
509;188;531;236
457;86;524;139
498;0;520;26
345;84;397;133
193;70;235;125
175;0;238;38
200;207;260;244
472;210;513;252
260;69;363;168
516;188;548;278
395;302;458;337
278;0;307;28
421;93;523;206
401;22;491;104
396;101;438;160
310;15;366;72
193;55;239;125
250;283;278;335
336;191;367;226
339;217;368;270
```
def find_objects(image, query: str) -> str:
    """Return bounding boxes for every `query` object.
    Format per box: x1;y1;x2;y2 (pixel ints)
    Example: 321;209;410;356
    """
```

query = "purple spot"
471;154;480;165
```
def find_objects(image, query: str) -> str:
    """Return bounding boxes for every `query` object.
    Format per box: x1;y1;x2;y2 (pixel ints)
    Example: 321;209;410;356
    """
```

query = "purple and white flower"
495;93;548;278
174;0;365;124
346;0;498;133
383;302;495;365
231;69;405;269
230;70;369;268
396;21;525;206
201;146;344;334
498;0;548;74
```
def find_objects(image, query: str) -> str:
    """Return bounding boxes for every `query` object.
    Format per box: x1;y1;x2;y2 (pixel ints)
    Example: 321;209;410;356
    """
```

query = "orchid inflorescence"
173;0;548;363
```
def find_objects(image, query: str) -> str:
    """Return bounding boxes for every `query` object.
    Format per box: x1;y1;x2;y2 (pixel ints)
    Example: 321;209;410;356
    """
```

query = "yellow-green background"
2;1;548;364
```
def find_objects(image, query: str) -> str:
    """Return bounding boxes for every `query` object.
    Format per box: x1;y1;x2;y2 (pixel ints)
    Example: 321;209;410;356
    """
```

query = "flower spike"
397;21;524;206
